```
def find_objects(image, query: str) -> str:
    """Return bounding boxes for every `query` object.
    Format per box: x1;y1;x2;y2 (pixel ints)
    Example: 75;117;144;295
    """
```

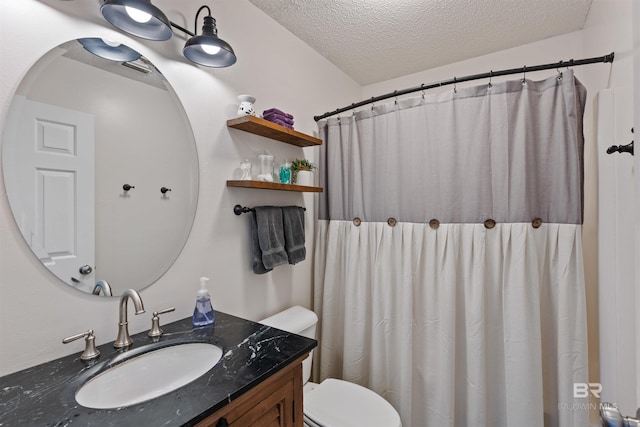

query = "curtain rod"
314;52;615;122
233;204;307;215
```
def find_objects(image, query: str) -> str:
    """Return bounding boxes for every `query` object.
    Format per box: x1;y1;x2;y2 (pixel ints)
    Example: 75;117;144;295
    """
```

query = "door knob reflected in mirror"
79;265;93;275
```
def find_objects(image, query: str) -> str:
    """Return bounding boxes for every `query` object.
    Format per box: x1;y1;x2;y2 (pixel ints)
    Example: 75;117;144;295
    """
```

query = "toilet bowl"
260;306;402;427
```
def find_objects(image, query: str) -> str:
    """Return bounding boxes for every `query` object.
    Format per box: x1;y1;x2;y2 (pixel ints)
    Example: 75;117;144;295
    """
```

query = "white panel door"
5;97;95;291
597;88;637;414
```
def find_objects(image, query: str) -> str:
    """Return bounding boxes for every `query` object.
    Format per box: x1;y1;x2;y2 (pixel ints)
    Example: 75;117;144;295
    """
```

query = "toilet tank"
259;306;318;384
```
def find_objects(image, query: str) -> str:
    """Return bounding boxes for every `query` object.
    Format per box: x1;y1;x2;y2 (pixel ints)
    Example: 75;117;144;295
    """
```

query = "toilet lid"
304;379;401;427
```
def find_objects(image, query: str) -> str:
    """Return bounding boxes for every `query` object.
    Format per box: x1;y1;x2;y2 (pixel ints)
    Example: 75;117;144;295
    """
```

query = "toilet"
260;306;402;427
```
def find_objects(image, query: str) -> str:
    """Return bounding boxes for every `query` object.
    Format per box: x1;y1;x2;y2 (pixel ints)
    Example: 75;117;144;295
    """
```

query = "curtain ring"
521;65;527;85
484;219;496;229
488;70;493;89
428;219;440;229
370;97;375;111
453;77;457;94
532;218;543;229
556;60;563;80
353;217;362;226
421;83;426;100
387;217;397;227
394;90;398;106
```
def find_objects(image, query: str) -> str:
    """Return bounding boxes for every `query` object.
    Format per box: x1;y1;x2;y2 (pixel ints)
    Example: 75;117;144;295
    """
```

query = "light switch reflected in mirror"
2;39;199;297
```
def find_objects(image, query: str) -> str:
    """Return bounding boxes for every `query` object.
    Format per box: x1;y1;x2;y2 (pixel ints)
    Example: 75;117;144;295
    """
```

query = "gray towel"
250;212;272;274
282;206;306;264
254;206;289;270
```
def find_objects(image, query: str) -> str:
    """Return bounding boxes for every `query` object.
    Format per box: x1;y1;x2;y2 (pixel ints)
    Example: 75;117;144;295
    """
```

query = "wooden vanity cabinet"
195;354;307;427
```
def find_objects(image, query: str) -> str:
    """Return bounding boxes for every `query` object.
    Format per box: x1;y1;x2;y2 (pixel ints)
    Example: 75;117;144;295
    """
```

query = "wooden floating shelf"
226;180;323;193
226;115;322;147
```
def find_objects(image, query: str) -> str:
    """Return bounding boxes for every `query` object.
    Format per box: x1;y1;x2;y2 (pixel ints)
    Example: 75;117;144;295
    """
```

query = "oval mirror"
2;39;199;297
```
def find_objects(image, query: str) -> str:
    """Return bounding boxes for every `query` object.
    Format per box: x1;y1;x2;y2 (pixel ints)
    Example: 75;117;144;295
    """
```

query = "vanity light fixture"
182;6;237;67
100;0;173;41
78;38;142;62
100;1;236;68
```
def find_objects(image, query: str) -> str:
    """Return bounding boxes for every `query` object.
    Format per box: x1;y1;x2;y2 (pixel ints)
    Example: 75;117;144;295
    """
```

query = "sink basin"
76;342;223;409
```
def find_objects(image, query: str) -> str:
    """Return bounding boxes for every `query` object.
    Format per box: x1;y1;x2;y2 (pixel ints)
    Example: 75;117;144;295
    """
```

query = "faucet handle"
148;307;175;338
63;330;100;361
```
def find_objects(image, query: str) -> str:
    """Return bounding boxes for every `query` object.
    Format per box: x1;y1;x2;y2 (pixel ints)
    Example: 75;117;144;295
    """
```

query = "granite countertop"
0;310;317;426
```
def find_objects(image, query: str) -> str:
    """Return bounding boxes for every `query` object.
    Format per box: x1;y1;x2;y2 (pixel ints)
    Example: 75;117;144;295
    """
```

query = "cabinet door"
231;378;294;427
196;354;305;427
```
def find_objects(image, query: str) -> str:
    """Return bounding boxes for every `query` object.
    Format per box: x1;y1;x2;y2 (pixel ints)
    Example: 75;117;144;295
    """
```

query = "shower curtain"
314;70;589;427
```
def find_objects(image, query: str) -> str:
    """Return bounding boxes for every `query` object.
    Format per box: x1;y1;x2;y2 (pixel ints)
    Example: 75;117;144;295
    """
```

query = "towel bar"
233;204;306;215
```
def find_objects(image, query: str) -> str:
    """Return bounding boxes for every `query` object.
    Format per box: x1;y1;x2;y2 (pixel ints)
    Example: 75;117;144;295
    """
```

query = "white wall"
363;0;635;418
0;0;361;375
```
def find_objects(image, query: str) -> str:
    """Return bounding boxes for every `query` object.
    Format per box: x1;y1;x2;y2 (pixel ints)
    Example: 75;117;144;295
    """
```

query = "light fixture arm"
195;6;214;36
168;5;214;38
169;21;195;37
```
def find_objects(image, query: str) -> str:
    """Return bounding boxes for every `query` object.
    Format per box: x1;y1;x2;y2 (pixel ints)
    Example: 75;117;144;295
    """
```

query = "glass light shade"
101;0;172;41
78;38;142;62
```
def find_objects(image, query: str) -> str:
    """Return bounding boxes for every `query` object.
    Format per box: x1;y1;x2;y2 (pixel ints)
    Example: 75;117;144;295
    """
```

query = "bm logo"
573;383;602;398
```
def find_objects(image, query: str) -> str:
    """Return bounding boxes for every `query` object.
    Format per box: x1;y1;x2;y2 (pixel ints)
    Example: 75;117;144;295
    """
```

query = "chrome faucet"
601;402;640;427
114;289;145;349
92;280;113;296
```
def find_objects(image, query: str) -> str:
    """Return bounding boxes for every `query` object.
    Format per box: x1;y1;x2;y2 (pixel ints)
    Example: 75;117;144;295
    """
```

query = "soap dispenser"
192;276;215;327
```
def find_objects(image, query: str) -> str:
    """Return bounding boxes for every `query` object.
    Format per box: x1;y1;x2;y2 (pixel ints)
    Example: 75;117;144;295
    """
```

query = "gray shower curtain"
314;70;589;426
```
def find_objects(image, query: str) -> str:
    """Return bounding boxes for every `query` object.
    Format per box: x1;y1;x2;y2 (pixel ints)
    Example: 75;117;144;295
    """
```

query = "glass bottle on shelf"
240;159;252;180
279;159;291;184
257;151;274;182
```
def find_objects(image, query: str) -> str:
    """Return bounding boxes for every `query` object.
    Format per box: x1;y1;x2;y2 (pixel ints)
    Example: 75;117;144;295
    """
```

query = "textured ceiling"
249;0;594;85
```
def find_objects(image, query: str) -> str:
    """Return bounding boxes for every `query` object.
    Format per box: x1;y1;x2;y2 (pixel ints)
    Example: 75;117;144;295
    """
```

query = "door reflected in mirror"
2;39;199;297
